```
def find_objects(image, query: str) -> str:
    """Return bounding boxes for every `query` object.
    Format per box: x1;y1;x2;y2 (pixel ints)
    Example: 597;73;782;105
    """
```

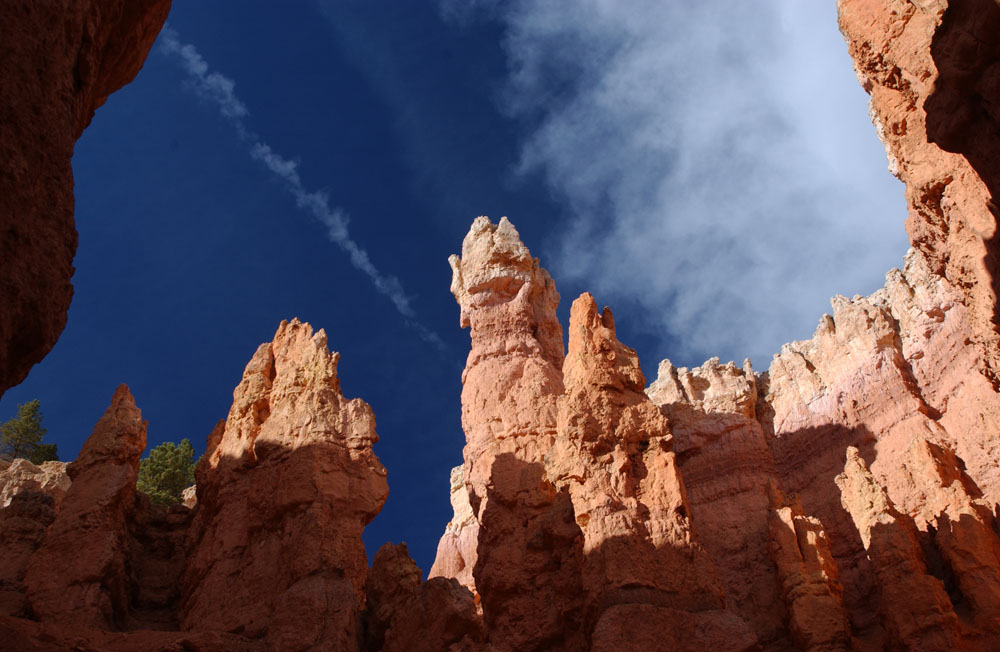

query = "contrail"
158;26;444;349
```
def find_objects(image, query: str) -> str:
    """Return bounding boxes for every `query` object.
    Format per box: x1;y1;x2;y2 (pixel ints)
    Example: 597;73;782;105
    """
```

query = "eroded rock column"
181;319;389;651
449;217;584;651
557;295;752;652
25;385;146;629
766;482;850;652
441;218;757;651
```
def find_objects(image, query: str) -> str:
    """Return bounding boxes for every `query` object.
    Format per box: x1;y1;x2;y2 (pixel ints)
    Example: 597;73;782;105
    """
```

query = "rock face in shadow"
0;491;56;618
0;0;171;398
365;542;483;652
837;447;961;651
766;481;850;652
25;384;146;630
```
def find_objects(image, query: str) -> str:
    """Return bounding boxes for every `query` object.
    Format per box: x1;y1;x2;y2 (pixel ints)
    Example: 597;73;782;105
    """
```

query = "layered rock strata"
646;357;786;642
0;0;171;398
643;246;1000;650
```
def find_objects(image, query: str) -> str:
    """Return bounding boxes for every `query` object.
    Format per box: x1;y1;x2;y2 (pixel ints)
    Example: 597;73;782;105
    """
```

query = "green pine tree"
136;438;196;506
28;443;59;465
1;399;58;463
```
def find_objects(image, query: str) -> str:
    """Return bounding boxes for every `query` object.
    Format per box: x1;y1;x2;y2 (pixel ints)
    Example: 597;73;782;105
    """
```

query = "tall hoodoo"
181;319;389;650
25;385;146;629
448;216;583;650
439;218;757;651
447;216;565;498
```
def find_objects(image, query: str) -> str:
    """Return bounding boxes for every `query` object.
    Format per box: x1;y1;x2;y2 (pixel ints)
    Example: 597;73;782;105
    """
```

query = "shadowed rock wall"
0;0;171;398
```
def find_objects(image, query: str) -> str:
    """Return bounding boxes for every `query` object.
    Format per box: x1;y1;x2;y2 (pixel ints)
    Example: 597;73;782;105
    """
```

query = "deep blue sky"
1;1;906;571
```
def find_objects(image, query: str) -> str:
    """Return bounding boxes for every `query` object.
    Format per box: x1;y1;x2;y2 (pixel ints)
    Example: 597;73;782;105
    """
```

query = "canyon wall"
427;1;1000;649
1;0;999;651
0;0;171;398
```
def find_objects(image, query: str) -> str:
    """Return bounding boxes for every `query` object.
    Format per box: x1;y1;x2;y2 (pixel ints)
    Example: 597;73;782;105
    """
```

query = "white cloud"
465;1;908;367
158;27;441;343
159;28;249;120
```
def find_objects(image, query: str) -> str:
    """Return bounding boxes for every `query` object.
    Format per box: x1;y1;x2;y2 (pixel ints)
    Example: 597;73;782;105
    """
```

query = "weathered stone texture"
25;384;146;630
181;319;389;650
2;0;1000;650
0;0;171;398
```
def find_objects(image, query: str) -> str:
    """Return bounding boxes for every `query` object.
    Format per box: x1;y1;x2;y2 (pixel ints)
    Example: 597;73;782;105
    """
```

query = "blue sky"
1;1;907;571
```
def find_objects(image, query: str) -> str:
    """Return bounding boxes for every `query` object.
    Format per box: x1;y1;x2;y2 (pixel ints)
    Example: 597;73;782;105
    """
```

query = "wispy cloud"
450;1;908;367
159;30;248;120
158;26;443;347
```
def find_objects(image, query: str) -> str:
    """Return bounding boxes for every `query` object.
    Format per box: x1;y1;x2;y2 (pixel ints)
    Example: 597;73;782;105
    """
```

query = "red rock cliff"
426;2;1000;650
634;1;1000;649
0;0;171;398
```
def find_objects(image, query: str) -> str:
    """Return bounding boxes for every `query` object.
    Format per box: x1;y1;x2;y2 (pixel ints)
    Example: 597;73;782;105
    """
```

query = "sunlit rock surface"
182;319;389;649
436;218;759;651
0;459;70;509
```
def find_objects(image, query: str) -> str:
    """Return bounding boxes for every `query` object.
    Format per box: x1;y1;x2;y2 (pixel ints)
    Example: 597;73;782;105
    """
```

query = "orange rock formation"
182;320;389;650
1;0;1000;650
